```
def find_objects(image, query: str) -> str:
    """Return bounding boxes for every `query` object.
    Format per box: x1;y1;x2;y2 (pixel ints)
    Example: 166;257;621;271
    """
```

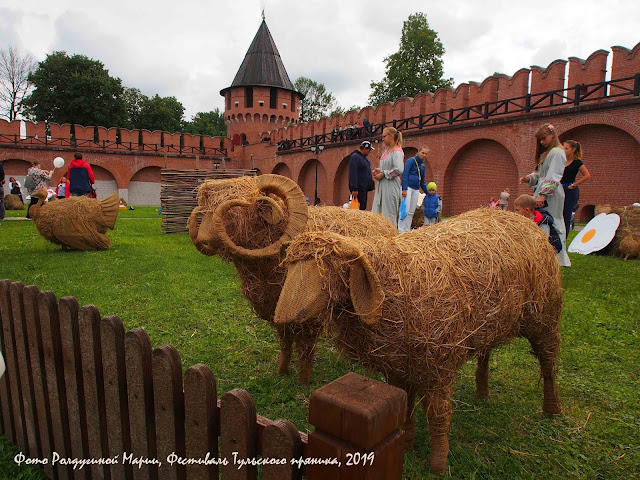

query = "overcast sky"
1;0;639;120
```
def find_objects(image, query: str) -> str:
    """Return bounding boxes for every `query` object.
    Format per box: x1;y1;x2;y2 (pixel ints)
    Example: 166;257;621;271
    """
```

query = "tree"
368;12;453;105
136;94;184;132
22;51;126;127
122;87;148;129
0;45;37;121
293;76;340;122
182;108;226;136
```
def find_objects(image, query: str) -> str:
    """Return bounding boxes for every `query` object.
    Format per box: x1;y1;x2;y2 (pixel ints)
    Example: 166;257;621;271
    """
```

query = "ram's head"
188;174;309;260
274;232;384;326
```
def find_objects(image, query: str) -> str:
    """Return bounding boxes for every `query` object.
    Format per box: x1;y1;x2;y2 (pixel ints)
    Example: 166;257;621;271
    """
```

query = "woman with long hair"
561;140;591;238
371;127;404;228
519;123;571;266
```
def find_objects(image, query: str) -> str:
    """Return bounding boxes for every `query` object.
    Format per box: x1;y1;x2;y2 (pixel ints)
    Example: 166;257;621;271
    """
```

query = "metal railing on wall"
275;73;640;152
0;134;228;158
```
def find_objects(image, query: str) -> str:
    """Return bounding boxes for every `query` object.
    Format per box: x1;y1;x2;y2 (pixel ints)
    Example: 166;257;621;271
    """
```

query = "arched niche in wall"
333;155;352;207
272;162;292;179
128;166;162;206
298;158;328;205
91;164;118;200
1;158;31;197
254;168;263;176
443;139;518;216
559;123;640;222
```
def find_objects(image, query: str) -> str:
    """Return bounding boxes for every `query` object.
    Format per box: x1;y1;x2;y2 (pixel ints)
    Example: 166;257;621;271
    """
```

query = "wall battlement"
270;41;640;143
0;119;229;156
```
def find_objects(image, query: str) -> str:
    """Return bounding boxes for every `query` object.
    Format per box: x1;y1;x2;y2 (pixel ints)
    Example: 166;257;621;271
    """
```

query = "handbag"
88;187;97;199
349;197;360;210
399;196;407;220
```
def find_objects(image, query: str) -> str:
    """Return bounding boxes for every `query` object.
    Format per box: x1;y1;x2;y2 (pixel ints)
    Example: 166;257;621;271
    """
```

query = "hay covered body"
277;208;563;473
188;175;397;383
4;194;24;210
30;192;119;250
604;206;640;258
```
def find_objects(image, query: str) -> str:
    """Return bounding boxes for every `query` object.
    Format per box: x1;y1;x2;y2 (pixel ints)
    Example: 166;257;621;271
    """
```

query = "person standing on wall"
67;153;95;197
561;140;591;239
371;127;404;227
348;140;376;210
398;146;429;232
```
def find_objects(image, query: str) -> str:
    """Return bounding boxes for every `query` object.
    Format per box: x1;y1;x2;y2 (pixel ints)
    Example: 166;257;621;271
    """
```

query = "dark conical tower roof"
220;20;296;94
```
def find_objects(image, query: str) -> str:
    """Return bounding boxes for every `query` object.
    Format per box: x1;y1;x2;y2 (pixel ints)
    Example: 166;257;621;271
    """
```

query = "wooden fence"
0;280;407;479
160;169;257;235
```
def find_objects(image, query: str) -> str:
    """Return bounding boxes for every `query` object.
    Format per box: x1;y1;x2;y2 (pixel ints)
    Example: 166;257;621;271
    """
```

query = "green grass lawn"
0;211;638;479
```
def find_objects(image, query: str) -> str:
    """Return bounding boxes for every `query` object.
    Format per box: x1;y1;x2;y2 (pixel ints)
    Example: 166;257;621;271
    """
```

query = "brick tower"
220;16;302;147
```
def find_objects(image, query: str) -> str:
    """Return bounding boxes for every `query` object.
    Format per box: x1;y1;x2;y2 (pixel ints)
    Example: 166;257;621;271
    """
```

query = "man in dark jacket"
67;153;95;196
348;141;375;210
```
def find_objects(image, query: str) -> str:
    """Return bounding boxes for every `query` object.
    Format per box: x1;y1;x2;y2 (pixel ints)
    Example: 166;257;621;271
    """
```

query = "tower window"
226;91;231;110
245;87;253;108
270;88;277;109
291;92;295;112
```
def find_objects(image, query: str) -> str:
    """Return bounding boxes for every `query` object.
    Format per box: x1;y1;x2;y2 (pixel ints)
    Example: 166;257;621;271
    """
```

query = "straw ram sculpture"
274;208;563;474
29;189;119;250
188;174;397;384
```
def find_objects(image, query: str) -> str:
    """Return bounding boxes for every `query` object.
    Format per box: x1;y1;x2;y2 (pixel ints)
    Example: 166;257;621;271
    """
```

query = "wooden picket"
0;280;406;480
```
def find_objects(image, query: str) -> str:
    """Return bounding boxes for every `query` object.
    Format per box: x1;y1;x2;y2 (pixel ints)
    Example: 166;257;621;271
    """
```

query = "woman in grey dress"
371;127;404;228
519;123;571;267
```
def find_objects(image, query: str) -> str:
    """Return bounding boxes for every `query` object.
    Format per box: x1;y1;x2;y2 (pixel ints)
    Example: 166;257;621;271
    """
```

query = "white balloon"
53;157;65;168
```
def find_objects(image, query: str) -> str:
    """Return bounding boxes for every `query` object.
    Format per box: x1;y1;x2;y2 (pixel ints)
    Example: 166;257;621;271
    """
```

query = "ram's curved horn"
212;175;308;259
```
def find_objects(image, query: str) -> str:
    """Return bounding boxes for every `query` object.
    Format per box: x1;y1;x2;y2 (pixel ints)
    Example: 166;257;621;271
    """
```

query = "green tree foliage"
368;12;453;105
136;94;184;132
122;87;147;129
293;76;340;122
22;51;126;127
182;108;227;137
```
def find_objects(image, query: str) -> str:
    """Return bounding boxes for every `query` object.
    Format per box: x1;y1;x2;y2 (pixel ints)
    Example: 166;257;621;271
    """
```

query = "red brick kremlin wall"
2;42;639;217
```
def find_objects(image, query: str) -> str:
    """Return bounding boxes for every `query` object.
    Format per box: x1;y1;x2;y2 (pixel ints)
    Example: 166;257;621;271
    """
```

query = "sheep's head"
274;232;384;326
188;174;309;259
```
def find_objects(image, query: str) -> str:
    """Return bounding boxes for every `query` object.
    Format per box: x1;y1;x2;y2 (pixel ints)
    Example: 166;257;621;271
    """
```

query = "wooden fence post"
220;389;257;480
101;315;132;480
59;296;89;480
152;345;185;480
78;305;111;480
305;372;407;480
23;285;54;479
126;328;158;480
184;364;218;480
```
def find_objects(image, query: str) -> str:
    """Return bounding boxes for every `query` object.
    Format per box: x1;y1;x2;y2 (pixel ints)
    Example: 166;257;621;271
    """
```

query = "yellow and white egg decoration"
568;213;620;254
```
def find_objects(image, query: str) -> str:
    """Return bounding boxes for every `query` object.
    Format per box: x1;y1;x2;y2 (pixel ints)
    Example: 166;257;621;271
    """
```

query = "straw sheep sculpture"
29;189;119;250
618;227;640;260
188;174;397;384
4;194;24;210
274;208;563;474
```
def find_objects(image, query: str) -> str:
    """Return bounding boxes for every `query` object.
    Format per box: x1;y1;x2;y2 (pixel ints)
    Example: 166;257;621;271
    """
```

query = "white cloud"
1;0;639;119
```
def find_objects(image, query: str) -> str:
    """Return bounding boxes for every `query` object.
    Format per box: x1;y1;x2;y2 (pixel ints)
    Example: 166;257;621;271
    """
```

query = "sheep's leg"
527;332;562;414
275;325;293;376
423;385;453;475
294;330;319;386
475;351;490;399
386;376;416;450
